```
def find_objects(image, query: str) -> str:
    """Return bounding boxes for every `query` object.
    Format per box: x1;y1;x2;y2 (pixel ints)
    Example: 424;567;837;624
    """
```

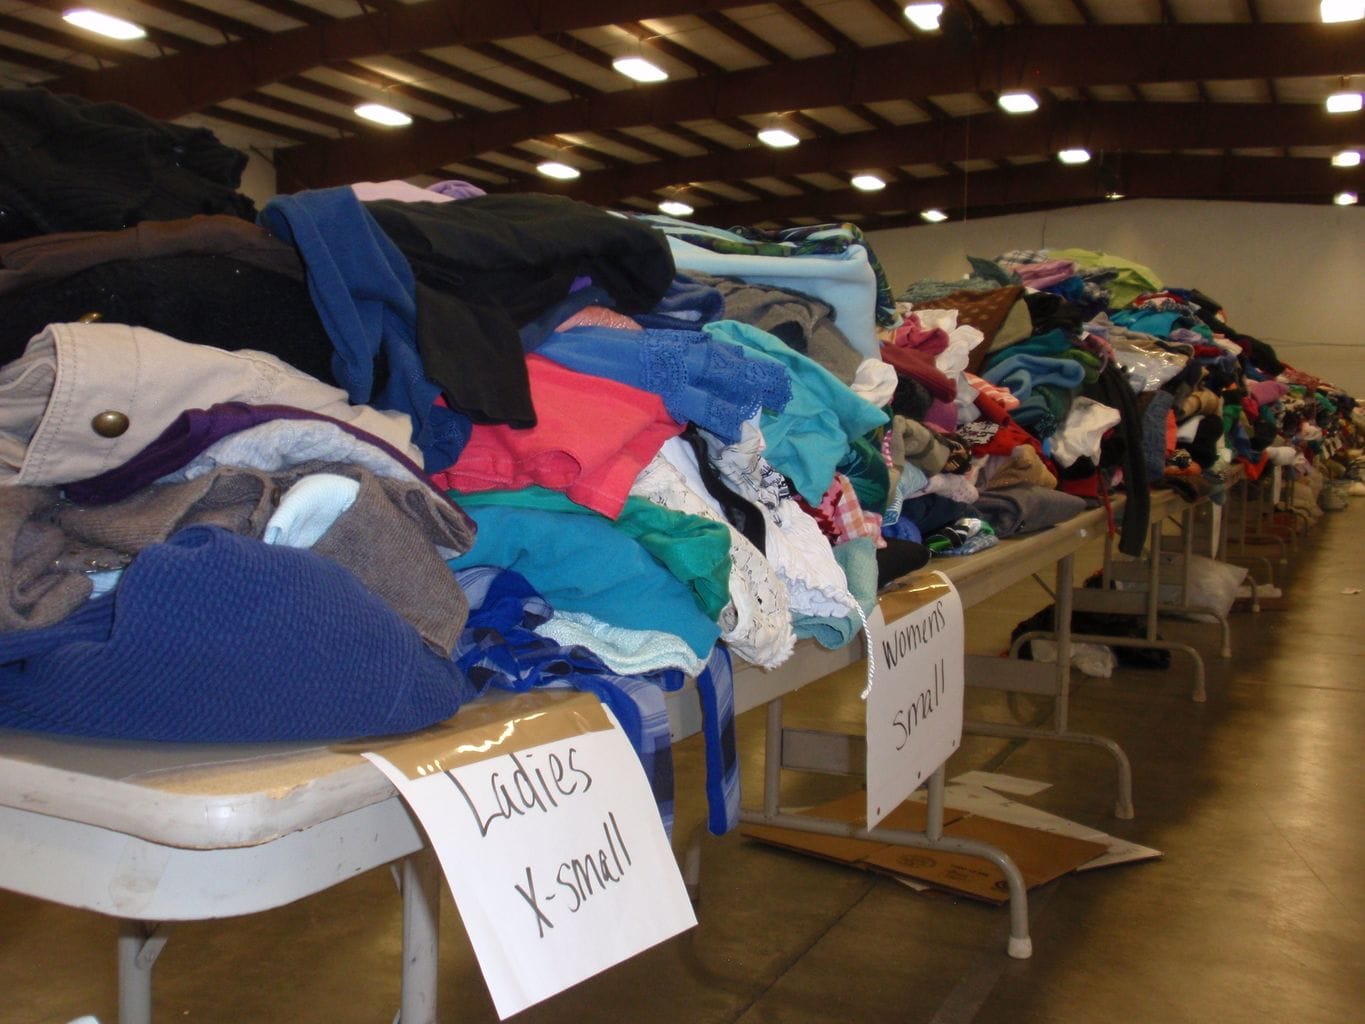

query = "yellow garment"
1048;248;1163;309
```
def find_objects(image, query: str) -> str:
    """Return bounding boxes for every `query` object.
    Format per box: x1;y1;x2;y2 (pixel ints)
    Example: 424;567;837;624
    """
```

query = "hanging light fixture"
62;8;145;40
1332;149;1362;167
851;174;887;192
658;199;694;217
998;92;1039;114
1057;148;1092;164
613;55;668;82
1334;190;1359;205
536;161;581;180
1320;0;1365;23
354;103;412;127
920;208;948;223
1325;91;1363;113
903;4;944;31
757;117;801;148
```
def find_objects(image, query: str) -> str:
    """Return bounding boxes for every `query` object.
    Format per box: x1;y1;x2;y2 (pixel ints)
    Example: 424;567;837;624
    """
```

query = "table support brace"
117;920;168;1024
743;699;1033;959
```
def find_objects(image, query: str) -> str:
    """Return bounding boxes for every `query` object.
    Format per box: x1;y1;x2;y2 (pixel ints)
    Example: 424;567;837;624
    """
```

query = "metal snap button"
91;410;129;437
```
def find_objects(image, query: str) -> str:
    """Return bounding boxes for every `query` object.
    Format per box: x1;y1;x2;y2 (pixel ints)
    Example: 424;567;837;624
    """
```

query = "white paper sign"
864;572;965;829
362;693;696;1019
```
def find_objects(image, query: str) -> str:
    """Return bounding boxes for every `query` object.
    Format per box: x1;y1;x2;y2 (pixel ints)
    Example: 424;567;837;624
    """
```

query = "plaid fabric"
796;473;884;547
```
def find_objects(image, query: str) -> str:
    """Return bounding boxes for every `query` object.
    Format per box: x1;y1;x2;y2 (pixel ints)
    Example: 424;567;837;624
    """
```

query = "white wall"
867;199;1365;397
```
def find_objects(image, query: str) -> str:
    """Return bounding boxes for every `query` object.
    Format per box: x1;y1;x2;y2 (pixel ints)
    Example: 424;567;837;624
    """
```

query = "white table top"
0;502;1118;854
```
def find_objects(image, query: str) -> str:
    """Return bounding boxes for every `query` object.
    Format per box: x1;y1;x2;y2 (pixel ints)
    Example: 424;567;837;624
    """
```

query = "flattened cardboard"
742;791;967;867
741;788;1108;904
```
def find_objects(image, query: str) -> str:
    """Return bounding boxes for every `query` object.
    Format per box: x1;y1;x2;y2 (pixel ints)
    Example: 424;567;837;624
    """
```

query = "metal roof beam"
689;154;1363;225
273;22;1365;188
48;0;769;118
559;101;1365;206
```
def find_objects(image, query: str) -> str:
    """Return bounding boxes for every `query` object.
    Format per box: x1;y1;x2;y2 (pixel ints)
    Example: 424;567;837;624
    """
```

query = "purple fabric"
1003;258;1077;289
65;402;434;506
425;179;487;200
925;399;958;432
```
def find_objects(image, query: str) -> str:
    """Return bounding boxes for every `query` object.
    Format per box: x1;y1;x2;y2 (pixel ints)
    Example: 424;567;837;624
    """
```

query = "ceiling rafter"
377;51;527;109
270;22;1365;188
11;4;476;135
559;100;1365;209
0;12;146;67
200;104;314;143
620;20;719;74
325;59;485;118
660;121;723;154
1;2;1356;225
234;89;356;135
243;0;328;25
776;2;854;50
694;153;1365;227
863;0;915;34
46;1;771;117
696;11;787;64
463;40;594;99
0;42;72;78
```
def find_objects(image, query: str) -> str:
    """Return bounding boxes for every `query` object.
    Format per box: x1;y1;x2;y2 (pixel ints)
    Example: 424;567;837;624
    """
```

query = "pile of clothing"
5;89;1358;836
0;89;926;839
885;244;1361;561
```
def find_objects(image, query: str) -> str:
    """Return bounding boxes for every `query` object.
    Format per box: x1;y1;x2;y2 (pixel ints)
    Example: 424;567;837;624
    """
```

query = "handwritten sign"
864;572;965;830
361;690;696;1019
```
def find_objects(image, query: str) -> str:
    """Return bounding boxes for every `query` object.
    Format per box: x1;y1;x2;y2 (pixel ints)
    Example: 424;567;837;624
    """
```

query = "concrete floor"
3;496;1363;1024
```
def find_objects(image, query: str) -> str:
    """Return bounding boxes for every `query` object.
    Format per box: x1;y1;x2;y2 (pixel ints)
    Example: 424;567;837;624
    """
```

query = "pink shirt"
433;355;683;518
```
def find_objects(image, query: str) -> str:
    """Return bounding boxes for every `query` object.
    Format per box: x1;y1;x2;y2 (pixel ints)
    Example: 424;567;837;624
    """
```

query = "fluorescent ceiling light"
354;103;412;127
1105;191;1126;200
903;3;944;31
920;208;948;223
536;160;581;180
1325;92;1363;113
998;92;1039;114
62;8;145;40
757;127;800;148
851;174;886;191
1320;1;1365;23
1332;149;1362;167
658;199;694;217
1058;148;1092;164
1335;190;1359;205
612;55;668;83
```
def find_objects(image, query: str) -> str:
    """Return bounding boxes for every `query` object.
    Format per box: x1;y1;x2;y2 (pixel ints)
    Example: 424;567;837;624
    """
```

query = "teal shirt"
455;486;733;622
705;319;888;503
445;500;721;659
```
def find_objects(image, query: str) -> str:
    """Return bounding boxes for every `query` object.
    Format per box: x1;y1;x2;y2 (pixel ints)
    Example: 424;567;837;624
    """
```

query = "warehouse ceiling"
1;0;1362;230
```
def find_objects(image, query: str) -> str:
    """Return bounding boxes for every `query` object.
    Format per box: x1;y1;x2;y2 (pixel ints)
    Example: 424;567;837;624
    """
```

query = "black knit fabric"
0;255;337;384
363;194;675;428
1024;291;1085;338
0;88;256;243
